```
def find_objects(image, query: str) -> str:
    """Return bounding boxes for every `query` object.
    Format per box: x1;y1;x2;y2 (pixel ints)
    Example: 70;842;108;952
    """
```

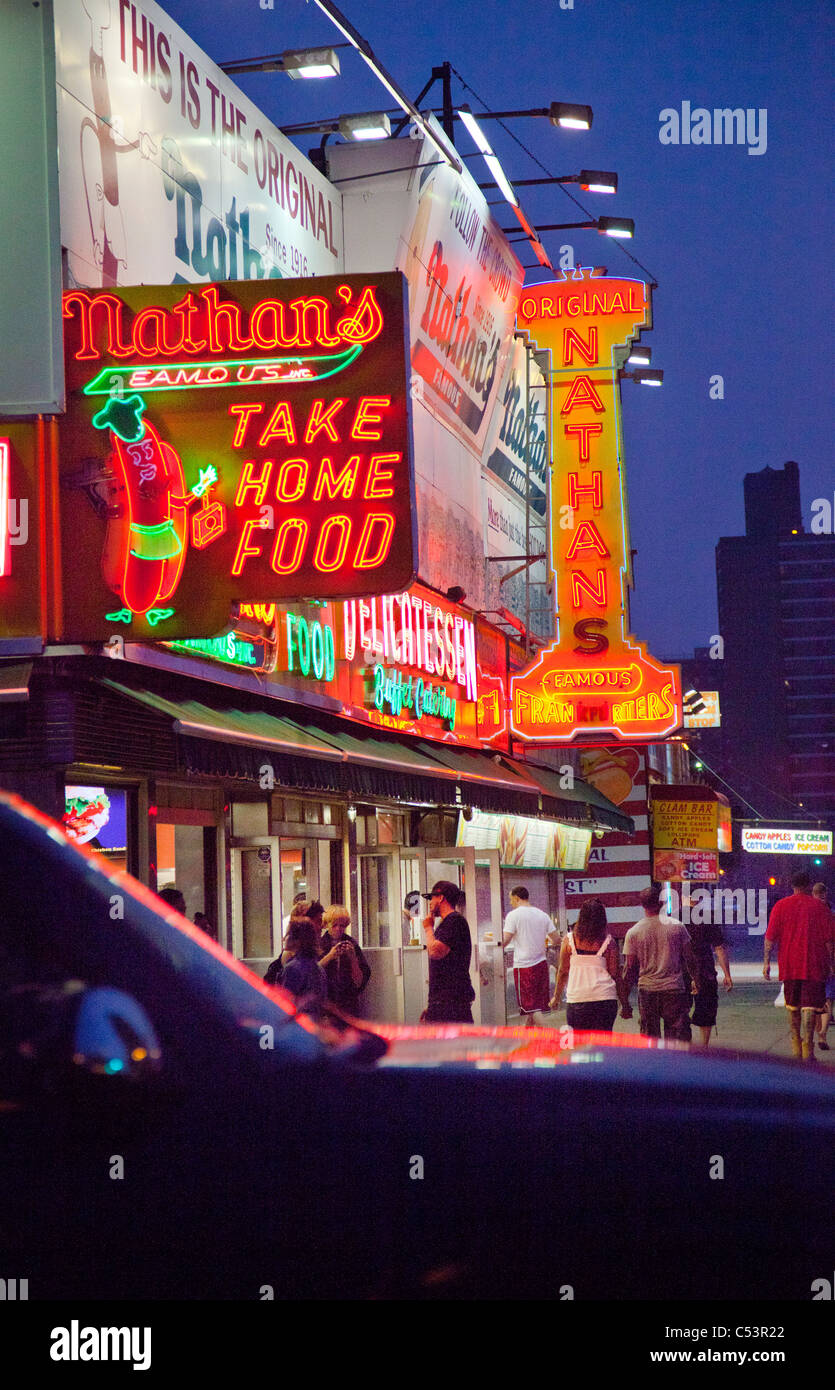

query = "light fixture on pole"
479;169;618;195
503;216;634;239
220;47;343;79
549;102;593;130
631;367;664;386
626;344;652;366
338;110;391;141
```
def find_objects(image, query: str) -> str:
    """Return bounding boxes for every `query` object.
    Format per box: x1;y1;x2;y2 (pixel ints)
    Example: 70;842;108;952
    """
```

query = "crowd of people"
156;868;834;1059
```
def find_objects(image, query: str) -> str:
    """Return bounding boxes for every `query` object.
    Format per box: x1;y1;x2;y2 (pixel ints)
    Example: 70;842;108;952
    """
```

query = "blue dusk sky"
162;0;833;657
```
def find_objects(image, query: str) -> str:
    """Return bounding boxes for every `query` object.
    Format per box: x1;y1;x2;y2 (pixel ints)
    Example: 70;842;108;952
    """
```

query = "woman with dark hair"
550;899;628;1032
278;917;327;1012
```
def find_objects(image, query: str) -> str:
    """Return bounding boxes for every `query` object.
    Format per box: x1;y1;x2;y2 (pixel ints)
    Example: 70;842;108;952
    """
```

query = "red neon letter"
560;374;606;415
234;459;273;507
274;458;308;503
231;518;265;576
131;306;187;358
271;518;308;574
0;439;10;577
290;297;341;349
336;286;384;345
304;398;346;444
562;326;599;366
257;401;296;448
62;291;133;360
564;422;603;464
228;402;264;448
565;520;610;561
200;286;255;353
354;512;395;570
351;396;390;441
364;454;398;499
571;569;608;609
313;515;351;573
312;456;360;502
567;471;604;510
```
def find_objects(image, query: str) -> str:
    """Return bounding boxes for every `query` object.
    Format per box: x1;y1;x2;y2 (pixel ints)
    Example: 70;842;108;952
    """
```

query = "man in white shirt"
501;886;554;1025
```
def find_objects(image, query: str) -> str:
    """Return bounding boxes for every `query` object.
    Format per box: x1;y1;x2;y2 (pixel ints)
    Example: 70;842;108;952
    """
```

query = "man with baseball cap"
421;880;475;1023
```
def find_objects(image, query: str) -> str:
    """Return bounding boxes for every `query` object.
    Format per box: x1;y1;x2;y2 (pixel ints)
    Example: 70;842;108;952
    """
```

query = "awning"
98;679;542;815
506;758;634;834
0;661;32;703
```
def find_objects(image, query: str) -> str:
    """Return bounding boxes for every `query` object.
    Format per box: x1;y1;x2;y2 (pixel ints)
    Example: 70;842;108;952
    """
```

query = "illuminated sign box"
684;692;721;729
653;798;719;851
59;274;416;641
458;808;591;871
653;849;719;882
741;828;832;855
509;270;681;745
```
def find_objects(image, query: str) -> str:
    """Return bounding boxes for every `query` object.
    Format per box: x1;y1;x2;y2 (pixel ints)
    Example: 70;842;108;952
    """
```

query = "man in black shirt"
421;880;475;1023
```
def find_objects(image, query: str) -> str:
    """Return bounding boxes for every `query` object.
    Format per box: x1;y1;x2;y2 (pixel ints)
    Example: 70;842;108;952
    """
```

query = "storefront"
0;635;630;1024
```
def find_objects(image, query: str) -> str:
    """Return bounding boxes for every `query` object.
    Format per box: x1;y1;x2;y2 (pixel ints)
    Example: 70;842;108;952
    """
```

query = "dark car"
0;791;832;1301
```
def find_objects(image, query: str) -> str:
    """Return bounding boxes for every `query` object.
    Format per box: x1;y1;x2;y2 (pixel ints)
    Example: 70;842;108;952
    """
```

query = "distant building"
714;461;835;820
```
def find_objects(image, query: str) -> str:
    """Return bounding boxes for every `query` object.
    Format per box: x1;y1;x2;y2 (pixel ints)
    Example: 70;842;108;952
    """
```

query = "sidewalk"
513;972;835;1068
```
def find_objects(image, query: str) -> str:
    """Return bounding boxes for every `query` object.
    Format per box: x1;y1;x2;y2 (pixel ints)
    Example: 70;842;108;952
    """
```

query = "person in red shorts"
501;886;554;1026
764;870;835;1061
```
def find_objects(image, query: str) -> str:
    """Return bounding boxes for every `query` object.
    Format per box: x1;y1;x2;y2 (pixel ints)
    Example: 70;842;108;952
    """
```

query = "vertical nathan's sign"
511;269;681;744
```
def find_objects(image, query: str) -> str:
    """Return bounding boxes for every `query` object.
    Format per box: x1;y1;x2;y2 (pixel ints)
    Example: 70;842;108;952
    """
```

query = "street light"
479;169;618;195
220;46;343;78
338;111;391;141
550;102;593;130
503;216;635;239
627;344;652;365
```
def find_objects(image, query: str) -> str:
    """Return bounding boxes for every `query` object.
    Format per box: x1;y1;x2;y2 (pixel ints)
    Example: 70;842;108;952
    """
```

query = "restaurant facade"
0;0;686;1025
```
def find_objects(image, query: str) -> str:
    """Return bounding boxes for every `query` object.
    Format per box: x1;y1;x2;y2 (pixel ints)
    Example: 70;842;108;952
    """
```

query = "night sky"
163;0;833;658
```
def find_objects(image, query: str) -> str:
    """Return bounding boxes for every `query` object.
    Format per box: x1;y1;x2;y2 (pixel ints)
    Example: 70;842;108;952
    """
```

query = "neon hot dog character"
91;393;224;625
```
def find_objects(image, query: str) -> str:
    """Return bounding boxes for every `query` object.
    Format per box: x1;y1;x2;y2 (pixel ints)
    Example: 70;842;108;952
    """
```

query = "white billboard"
329;123;524;612
55;0;343;289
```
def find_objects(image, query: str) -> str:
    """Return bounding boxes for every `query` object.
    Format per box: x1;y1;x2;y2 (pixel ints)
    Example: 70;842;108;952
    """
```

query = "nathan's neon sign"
58;275;416;641
510;269;681;744
62;284;384;361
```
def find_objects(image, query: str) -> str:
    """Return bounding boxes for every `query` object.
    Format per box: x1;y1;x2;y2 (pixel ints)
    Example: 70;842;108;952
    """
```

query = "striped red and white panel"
563;752;651;937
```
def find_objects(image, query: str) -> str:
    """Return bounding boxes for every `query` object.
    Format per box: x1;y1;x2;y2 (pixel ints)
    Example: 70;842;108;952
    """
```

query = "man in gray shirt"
622;884;700;1041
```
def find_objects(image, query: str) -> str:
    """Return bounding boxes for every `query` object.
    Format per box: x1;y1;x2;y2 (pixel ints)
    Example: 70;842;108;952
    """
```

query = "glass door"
423;846;505;1025
231;836;282;972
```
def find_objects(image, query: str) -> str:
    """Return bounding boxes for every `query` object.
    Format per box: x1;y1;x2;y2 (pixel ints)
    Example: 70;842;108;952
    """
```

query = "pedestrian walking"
501;885;553;1025
550;899;629;1032
622;885;700;1041
420;880;475;1024
687;921;733;1046
319;905;371;1014
764;872;835;1061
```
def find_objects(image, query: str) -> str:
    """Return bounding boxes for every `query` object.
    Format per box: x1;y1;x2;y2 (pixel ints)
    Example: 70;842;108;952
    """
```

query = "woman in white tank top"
550;899;628;1032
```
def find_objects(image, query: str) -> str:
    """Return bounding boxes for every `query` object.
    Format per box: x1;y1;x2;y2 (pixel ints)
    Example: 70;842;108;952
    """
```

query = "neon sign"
510;269;682;744
166;633;267;669
372;664;458;729
0;439;10;578
58;275;416;641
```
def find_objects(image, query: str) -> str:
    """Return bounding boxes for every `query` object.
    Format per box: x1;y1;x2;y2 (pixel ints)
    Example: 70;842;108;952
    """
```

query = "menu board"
458;809;591;871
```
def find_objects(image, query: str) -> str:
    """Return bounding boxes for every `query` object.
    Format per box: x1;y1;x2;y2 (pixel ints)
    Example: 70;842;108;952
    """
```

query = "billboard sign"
509;269;682;744
55;0;342;289
59;274;416;640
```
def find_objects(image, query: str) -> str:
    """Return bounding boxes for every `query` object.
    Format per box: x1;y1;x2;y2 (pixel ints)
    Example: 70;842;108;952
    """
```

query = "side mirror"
0;980;162;1102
